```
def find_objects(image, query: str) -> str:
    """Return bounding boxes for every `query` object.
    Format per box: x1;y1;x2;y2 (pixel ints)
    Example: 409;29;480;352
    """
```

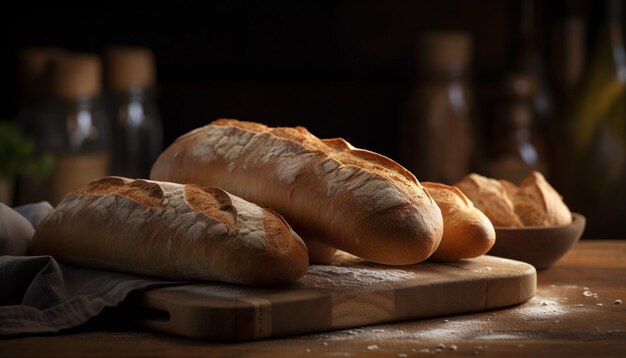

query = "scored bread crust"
150;119;444;265
31;177;309;285
455;174;523;227
456;172;572;227
511;172;572;226
422;182;496;261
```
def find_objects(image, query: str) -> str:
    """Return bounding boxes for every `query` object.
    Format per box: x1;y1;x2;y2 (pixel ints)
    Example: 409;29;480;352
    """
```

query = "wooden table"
1;240;625;357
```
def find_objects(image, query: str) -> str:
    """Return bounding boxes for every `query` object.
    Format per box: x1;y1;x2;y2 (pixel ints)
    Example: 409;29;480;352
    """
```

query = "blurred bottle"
515;0;555;131
104;46;162;179
549;1;587;191
550;3;587;100
567;0;626;234
17;47;64;139
401;32;474;184
15;47;64;205
484;73;547;183
34;53;112;205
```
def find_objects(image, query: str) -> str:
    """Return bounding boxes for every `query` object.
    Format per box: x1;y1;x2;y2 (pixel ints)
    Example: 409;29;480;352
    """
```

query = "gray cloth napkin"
0;202;181;336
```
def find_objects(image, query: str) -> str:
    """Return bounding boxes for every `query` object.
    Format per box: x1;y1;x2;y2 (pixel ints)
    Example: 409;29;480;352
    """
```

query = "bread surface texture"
150;119;443;265
422;182;496;261
31;177;308;285
456;172;572;227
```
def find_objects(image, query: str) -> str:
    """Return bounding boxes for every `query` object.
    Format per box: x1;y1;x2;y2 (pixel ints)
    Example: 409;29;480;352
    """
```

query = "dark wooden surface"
1;240;625;357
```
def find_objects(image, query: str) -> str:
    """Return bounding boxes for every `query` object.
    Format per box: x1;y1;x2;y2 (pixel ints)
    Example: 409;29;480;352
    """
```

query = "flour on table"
303;265;416;289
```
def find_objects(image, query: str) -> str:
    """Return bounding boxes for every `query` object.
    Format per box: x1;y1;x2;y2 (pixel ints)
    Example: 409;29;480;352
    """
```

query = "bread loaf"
31;177;308;285
150;119;443;265
456;172;572;227
507;172;572;226
455;174;522;227
422;182;495;261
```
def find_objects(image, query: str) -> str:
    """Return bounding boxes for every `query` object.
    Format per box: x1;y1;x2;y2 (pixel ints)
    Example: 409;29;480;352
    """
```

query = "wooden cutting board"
133;254;536;341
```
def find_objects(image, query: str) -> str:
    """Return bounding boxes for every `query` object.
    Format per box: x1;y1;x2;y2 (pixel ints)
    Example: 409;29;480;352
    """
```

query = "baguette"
31;177;308;285
422;182;496;261
150;119;443;265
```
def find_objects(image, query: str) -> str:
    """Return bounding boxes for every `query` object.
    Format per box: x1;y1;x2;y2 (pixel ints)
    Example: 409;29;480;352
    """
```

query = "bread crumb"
448;344;458;351
367;345;379;351
614;299;623;305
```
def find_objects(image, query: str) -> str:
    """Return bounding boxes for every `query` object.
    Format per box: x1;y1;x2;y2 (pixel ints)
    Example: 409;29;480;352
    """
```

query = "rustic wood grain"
133;255;535;340
1;240;625;357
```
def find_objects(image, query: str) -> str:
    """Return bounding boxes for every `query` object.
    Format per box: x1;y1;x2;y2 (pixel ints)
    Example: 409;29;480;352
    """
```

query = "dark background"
1;0;623;238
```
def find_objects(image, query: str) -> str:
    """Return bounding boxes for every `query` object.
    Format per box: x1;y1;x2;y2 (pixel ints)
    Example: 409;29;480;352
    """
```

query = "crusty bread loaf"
422;182;496;261
455;174;523;227
31;177;308;285
508;172;572;226
150;119;443;265
456;172;572;227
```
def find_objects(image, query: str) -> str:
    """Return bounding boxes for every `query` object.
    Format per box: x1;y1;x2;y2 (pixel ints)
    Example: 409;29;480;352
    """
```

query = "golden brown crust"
77;177;164;207
184;185;237;229
513;172;572;226
31;177;308;285
213;119;420;188
422;182;496;261
304;240;338;264
456;174;523;227
151;119;443;265
455;172;572;228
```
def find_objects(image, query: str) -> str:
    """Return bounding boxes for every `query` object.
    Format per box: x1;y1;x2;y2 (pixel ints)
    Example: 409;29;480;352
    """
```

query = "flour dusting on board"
303;265;417;289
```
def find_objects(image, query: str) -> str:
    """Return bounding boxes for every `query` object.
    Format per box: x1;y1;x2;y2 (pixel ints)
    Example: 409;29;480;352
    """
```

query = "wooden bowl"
487;213;586;270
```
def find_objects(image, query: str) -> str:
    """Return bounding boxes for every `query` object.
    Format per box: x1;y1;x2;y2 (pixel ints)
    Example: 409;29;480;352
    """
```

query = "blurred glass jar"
17;47;65;137
104;46;162;179
483;73;547;183
35;53;112;205
401;32;474;184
